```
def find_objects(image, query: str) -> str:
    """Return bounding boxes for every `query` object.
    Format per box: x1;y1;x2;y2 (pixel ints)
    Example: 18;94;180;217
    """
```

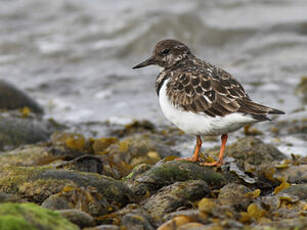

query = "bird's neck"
155;70;169;96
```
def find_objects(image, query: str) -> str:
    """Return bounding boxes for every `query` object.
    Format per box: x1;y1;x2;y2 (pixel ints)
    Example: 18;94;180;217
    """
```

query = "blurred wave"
0;0;306;124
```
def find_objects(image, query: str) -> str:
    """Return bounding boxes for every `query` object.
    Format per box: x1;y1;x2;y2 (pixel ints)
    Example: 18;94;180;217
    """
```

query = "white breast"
158;79;257;136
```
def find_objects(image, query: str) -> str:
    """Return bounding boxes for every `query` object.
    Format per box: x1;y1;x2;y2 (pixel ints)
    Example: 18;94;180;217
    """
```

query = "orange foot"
176;135;202;163
201;134;228;167
175;156;198;162
201;160;223;167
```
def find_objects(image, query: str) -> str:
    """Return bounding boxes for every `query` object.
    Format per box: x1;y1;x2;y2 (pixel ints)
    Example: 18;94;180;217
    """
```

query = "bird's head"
133;39;191;70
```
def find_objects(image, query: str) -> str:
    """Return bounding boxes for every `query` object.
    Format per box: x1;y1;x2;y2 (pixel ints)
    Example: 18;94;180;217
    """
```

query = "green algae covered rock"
135;161;225;188
0;202;78;230
0;166;133;216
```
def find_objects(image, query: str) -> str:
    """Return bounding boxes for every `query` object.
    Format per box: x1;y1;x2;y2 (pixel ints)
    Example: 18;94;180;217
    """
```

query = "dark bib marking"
156;73;169;96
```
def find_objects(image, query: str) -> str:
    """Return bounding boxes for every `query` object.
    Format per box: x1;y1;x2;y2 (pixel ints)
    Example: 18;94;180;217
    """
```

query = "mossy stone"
0;166;133;213
136;161;225;188
0;202;78;230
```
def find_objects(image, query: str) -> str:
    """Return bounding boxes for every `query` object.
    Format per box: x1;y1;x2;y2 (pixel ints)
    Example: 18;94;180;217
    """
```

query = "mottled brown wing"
166;68;250;117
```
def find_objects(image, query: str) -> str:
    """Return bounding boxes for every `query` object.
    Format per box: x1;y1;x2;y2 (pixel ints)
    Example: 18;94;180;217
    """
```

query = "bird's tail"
238;99;285;121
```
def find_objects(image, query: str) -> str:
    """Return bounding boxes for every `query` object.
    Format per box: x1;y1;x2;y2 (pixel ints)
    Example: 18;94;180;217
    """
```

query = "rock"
157;215;194;230
128;161;225;202
217;183;252;210
224;158;257;184
0;202;78;230
112;120;156;137
157;216;193;230
0;115;53;150
49;132;92;157
276;164;307;184
59;155;104;174
0;80;43;114
163;210;200;223
42;194;72;210
126;163;152;180
0;192;22;203
264;217;307;230
98;203;152;227
143;180;210;224
0;145;61;167
39;169;133;205
41;185;113;217
100;134;177;177
261;196;281;211
59;209;95;228
85;225;119;230
0;166;133;215
121;213;155;230
208;137;286;167
177;223;209;230
279;184;307;201
296;76;307;103
133;161;225;193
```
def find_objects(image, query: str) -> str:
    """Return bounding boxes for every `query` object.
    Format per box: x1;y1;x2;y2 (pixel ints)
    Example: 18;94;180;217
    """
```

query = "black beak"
132;56;156;69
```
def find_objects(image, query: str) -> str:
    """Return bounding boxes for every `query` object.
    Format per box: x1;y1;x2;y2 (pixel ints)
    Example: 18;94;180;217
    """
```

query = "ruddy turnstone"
133;39;285;167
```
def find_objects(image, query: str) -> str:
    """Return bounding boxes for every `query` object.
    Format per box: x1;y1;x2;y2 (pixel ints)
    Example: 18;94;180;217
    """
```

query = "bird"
132;39;285;167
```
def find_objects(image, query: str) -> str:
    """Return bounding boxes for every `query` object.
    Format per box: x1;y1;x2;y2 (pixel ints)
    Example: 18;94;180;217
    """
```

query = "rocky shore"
0;80;306;230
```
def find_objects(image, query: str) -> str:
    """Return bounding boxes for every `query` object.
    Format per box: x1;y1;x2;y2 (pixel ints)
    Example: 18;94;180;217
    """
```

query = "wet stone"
217;183;252;210
97;203;153;227
58;155;104;174
143;180;210;225
93;133;179;178
279;184;307;201
59;209;95;228
0;80;43;114
177;223;209;230
42;185;114;217
86;225;120;230
162;210;200;224
264;217;307;230
42;194;72;210
157;215;194;230
128;161;224;202
209;137;286;167
0;166;133;213
0;192;22;203
276;164;307;184
136;161;225;188
0;115;53;151
49;132;92;158
126;163;152;180
296;76;307;104
112;120;156;137
0;145;68;168
38;170;133;211
261;196;281;211
121;213;155;230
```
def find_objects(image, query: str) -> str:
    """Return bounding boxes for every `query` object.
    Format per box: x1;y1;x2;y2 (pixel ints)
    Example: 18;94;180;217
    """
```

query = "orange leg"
202;134;228;167
176;135;202;162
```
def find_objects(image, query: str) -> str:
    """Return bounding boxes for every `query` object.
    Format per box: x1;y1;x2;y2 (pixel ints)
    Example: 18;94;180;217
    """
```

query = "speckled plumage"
153;40;284;121
133;39;285;166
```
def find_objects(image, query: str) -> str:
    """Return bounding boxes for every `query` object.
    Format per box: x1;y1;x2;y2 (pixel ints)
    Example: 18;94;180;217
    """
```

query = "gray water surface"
0;0;306;155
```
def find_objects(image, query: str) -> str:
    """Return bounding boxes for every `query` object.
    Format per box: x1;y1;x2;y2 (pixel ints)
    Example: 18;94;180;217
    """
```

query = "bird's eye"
160;48;170;55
